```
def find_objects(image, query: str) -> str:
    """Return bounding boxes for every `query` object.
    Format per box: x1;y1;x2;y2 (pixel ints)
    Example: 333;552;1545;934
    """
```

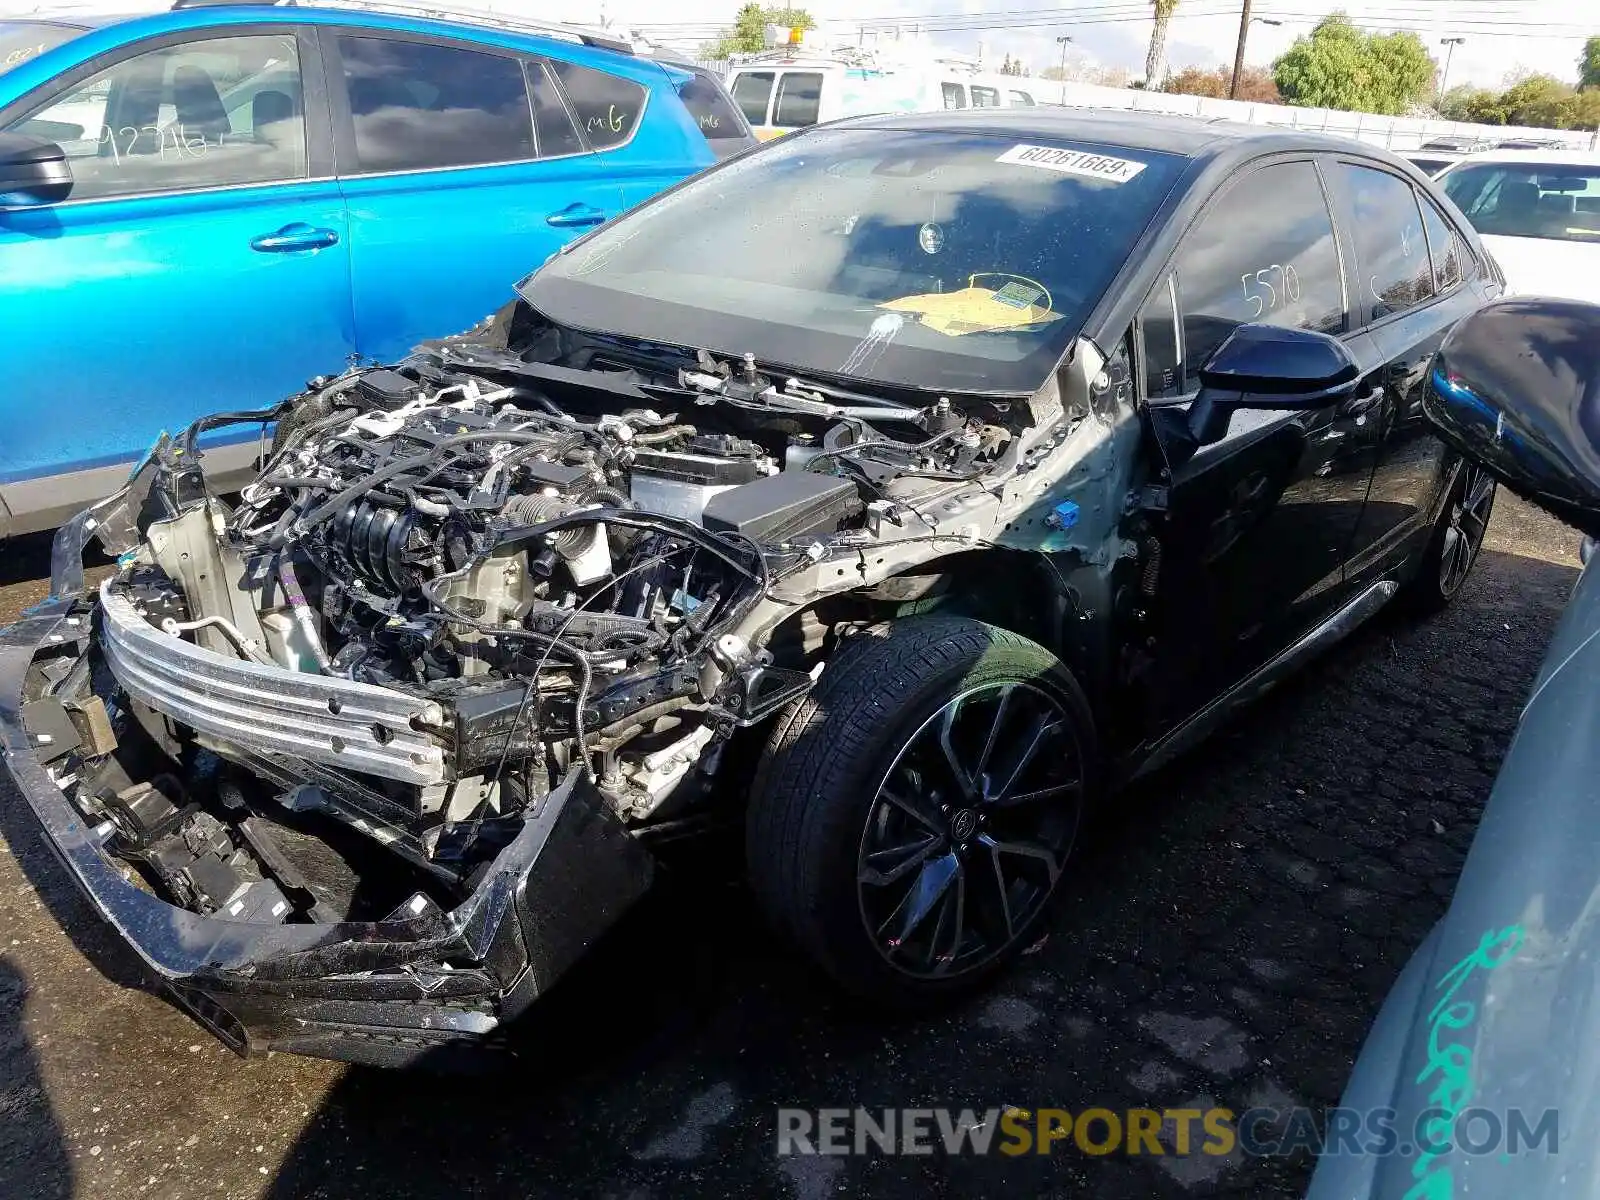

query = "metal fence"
697;58;1596;152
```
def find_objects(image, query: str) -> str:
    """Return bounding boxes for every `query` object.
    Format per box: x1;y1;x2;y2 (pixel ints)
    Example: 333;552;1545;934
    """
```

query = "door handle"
1340;386;1384;418
250;223;340;253
545;203;607;229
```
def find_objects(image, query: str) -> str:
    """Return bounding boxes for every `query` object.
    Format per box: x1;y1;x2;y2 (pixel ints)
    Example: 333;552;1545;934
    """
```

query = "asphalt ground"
0;491;1582;1199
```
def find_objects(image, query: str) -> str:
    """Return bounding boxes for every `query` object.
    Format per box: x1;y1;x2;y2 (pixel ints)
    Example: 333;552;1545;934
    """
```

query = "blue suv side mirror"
0;133;72;209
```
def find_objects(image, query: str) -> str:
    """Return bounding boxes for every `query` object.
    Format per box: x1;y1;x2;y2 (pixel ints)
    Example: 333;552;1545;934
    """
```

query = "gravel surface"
0;493;1581;1199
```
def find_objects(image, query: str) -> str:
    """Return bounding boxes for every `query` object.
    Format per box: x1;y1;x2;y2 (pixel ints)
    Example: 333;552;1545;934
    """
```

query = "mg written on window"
6;33;305;201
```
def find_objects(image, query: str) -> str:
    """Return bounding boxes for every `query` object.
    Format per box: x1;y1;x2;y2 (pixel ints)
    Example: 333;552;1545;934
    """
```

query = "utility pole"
1056;34;1073;103
1438;36;1466;97
1230;6;1280;99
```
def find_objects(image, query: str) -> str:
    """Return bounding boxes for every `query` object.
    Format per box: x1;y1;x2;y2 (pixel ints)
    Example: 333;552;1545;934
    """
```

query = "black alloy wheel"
857;680;1083;979
747;616;1097;1008
1439;463;1496;598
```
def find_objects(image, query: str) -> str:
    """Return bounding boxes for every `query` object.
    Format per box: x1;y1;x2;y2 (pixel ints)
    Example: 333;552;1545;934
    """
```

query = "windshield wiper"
671;351;930;423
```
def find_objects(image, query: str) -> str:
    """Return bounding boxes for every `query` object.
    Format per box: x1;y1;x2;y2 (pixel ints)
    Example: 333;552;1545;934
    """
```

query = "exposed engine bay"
54;320;1129;930
0;305;1139;1062
0;298;1147;1067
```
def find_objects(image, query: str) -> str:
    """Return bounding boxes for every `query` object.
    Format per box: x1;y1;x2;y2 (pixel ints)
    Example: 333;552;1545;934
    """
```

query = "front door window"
6;33;307;201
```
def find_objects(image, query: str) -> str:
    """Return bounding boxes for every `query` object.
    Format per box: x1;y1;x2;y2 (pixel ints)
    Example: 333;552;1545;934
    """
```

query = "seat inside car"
106;61;163;155
1492;179;1540;226
172;66;229;143
250;88;297;143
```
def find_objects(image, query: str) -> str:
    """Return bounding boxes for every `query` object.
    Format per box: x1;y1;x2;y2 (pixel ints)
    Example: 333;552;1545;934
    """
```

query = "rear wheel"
746;616;1097;1008
1405;461;1496;612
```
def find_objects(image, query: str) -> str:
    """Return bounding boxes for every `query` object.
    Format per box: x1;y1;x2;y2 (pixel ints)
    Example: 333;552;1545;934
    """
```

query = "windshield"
1442;162;1600;243
0;21;84;76
518;127;1184;393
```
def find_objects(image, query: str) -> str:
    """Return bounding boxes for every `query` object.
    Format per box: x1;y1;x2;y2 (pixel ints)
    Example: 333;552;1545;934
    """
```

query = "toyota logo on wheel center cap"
950;808;979;842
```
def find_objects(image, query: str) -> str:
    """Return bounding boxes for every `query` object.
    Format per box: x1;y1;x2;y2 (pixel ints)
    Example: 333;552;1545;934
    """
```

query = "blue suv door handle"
251;223;341;253
545;203;608;229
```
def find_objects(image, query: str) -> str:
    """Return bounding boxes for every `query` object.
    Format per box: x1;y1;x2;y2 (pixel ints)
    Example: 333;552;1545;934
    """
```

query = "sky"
2;0;1592;91
596;0;1594;91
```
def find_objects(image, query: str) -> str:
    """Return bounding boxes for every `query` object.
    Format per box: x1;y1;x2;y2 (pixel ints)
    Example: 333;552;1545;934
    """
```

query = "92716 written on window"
6;33;306;202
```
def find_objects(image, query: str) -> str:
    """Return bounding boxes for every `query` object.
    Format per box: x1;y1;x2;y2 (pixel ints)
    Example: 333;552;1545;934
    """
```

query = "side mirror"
1423;297;1600;539
0;132;71;208
1189;323;1360;445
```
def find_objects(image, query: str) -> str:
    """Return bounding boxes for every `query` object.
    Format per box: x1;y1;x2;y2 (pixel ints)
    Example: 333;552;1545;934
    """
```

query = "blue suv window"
4;33;307;201
547;59;645;150
525;59;583;158
337;35;533;173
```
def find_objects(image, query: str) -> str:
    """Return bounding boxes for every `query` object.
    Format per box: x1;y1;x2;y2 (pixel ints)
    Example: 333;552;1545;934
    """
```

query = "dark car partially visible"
1308;297;1600;1199
651;53;757;158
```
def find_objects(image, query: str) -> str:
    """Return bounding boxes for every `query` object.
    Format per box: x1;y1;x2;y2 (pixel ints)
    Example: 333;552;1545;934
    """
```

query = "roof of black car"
832;106;1366;160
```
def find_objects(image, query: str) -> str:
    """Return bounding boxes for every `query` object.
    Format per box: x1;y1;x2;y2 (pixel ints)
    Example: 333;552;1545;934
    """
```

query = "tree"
706;4;816;58
1165;64;1281;102
1271;14;1435;115
1438;84;1508;125
1580;36;1600;90
1146;0;1178;87
1438;76;1600;130
1500;73;1577;127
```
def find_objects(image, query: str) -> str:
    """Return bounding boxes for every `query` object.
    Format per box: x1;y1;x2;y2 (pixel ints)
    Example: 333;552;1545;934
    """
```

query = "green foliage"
1438;84;1508;125
1441;74;1600;129
707;4;816;58
1271;13;1435;115
1581;36;1600;90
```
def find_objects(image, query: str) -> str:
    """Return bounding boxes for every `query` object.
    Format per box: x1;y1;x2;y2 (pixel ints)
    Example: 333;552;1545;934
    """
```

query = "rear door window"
772;71;822;128
1419;196;1466;291
971;85;1000;107
1338;163;1434;323
336;35;532;173
730;70;773;125
526;59;583;157
547;59;646;150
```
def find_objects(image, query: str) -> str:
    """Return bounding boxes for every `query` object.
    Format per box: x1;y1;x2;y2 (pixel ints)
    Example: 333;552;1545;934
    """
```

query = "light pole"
1229;6;1281;100
1056;34;1073;103
1438;36;1466;98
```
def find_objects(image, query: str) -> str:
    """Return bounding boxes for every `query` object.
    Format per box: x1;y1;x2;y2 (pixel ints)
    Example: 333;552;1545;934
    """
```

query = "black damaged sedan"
0;109;1503;1065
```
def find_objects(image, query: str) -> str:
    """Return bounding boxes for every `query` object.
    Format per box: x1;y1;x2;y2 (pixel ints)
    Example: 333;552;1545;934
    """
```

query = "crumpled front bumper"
0;512;654;1068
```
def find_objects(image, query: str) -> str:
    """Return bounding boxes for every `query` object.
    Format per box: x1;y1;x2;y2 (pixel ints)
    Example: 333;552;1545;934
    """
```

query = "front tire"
746;616;1097;1009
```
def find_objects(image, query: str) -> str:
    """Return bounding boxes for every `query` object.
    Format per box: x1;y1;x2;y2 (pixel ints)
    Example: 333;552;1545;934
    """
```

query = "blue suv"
0;2;749;536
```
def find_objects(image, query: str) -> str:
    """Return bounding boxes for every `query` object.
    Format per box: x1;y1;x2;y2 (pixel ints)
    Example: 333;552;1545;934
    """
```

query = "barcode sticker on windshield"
996;144;1147;183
